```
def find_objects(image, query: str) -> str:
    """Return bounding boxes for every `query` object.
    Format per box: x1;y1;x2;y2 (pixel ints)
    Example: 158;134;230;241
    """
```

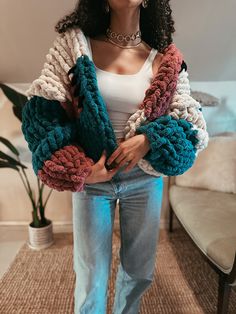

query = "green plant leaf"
0;160;19;171
0;150;27;169
43;187;53;209
0;83;27;122
0;136;20;156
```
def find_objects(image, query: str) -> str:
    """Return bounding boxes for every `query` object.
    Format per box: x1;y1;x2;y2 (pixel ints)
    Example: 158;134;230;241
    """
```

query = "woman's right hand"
84;150;120;184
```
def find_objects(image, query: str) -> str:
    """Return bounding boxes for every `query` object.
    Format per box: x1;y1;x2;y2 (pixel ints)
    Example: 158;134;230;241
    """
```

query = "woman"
69;1;165;312
22;0;208;313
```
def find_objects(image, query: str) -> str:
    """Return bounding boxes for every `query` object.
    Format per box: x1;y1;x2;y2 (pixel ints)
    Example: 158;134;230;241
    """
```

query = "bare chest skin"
89;35;163;77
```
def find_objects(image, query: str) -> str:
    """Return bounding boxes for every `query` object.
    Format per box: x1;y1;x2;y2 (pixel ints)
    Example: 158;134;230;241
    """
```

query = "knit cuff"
136;115;199;176
37;144;94;192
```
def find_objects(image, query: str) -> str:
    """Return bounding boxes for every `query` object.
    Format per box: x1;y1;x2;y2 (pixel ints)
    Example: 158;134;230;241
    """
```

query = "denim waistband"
111;164;159;186
83;164;162;198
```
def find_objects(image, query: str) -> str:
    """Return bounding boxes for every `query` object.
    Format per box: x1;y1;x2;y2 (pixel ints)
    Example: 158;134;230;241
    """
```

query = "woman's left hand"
106;134;151;172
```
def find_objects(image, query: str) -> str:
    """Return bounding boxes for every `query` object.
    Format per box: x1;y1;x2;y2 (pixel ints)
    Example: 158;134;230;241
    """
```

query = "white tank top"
86;36;158;140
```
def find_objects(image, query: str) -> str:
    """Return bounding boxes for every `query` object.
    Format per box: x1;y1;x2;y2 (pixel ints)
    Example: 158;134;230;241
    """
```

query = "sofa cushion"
175;133;236;194
169;185;236;274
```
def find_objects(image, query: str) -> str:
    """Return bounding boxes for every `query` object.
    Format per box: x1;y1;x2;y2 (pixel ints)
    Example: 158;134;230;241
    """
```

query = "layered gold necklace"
105;27;142;48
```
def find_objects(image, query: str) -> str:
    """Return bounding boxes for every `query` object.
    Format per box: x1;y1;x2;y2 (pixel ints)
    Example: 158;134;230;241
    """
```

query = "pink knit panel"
139;43;183;121
38;144;94;192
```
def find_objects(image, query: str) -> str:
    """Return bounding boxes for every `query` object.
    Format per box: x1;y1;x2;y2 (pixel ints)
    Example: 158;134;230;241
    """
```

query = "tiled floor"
0;224;73;279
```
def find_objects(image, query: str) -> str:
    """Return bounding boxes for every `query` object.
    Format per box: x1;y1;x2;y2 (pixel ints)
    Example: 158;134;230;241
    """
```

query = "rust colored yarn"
38;144;94;192
139;43;183;121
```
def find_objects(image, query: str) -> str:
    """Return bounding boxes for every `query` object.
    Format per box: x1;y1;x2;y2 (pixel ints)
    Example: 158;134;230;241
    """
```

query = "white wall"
190;81;236;136
0;0;235;82
172;0;236;81
0;0;76;82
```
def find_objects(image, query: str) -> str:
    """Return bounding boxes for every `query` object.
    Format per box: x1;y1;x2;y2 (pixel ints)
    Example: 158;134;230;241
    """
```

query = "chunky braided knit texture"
21;95;94;192
139;43;183;121
165;69;209;154
38;145;94;192
136;115;199;176
22;26;209;182
25;28;88;102
66;43;183;165
125;66;209;177
68;54;119;162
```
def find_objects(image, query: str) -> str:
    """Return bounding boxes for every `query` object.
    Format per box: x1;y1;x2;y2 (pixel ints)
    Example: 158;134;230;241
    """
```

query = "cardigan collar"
78;28;183;121
26;27;184;123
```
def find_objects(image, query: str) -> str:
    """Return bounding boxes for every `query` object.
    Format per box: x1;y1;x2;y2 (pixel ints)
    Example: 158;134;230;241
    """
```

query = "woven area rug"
0;227;235;314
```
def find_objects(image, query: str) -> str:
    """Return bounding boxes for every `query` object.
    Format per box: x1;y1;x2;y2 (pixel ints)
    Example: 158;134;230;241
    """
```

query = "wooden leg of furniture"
169;205;174;233
217;273;231;314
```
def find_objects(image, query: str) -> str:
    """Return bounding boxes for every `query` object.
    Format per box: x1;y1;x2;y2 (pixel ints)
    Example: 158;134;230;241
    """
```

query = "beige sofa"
168;132;236;314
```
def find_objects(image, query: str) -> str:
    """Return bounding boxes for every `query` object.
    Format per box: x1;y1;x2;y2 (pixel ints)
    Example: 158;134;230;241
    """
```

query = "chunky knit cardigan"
21;27;209;192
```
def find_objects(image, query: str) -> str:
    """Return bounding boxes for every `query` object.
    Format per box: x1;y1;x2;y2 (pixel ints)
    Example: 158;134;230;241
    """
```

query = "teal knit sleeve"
21;95;94;192
135;115;199;176
21;95;78;174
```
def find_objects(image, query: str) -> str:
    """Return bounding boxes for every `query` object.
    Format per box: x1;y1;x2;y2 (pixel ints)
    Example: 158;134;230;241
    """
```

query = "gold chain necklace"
105;27;142;48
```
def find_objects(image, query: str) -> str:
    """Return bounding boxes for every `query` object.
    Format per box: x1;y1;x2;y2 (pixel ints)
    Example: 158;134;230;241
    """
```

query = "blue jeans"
72;164;164;314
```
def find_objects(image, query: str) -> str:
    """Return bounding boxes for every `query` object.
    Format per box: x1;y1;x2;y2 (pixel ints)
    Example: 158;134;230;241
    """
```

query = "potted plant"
0;83;54;250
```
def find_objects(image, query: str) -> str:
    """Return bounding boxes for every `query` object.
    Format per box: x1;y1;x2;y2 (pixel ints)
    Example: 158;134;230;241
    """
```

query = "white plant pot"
28;219;54;250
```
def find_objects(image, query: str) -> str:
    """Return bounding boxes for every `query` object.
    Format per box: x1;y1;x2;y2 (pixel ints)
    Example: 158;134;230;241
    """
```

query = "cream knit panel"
25;28;88;102
165;70;209;153
124;109;147;139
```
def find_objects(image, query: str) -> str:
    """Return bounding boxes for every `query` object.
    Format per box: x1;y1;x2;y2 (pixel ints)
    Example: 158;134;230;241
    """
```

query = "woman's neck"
109;7;140;35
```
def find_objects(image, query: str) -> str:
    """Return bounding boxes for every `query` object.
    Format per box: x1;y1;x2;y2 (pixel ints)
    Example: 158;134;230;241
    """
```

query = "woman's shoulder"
169;42;187;73
151;42;187;77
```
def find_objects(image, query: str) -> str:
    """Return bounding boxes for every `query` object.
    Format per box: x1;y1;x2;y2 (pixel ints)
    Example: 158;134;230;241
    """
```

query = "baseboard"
0;218;181;229
0;221;73;226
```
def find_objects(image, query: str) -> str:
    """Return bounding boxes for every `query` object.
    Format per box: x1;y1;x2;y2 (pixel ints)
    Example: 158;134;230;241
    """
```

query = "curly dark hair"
54;0;175;53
